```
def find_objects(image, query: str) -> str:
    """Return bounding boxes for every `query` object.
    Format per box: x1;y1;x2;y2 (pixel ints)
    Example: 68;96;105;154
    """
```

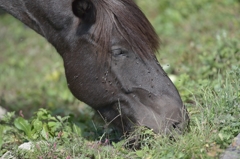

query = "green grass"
0;0;240;158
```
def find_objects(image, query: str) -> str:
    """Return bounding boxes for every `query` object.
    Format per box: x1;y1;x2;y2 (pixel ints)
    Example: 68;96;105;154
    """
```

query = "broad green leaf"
41;124;50;140
14;117;33;139
47;115;58;121
48;121;61;133
14;117;31;132
32;119;43;133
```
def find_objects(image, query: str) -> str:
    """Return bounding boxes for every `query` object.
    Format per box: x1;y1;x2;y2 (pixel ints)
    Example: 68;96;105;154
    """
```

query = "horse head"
0;0;189;135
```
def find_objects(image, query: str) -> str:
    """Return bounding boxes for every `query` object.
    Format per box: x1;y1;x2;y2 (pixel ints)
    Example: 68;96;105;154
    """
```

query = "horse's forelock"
91;0;160;60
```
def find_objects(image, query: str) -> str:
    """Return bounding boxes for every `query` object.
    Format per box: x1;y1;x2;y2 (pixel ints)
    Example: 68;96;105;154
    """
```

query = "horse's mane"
91;0;160;59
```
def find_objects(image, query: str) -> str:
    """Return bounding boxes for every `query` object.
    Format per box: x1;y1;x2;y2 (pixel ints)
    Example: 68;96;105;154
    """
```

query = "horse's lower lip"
126;97;189;134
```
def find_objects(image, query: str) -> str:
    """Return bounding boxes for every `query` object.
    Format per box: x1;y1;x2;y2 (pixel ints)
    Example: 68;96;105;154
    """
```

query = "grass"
0;0;240;158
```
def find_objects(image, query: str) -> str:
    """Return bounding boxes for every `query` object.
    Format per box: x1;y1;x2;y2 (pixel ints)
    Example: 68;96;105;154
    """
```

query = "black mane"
91;0;160;59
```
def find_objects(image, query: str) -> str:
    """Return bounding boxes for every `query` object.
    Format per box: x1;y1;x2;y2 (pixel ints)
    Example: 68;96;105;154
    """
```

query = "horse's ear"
72;0;96;23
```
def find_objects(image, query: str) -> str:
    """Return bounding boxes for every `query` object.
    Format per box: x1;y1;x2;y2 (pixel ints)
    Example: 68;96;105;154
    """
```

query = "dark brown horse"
0;0;189;135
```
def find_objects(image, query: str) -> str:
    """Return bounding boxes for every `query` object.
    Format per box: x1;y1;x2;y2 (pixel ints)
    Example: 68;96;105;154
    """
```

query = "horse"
0;0;189;135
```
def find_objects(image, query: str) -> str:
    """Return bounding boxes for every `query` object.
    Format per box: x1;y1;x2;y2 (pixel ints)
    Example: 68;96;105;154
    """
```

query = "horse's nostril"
172;122;180;129
172;122;186;135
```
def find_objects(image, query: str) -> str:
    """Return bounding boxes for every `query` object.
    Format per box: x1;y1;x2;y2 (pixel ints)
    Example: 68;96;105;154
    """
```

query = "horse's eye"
112;49;124;57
